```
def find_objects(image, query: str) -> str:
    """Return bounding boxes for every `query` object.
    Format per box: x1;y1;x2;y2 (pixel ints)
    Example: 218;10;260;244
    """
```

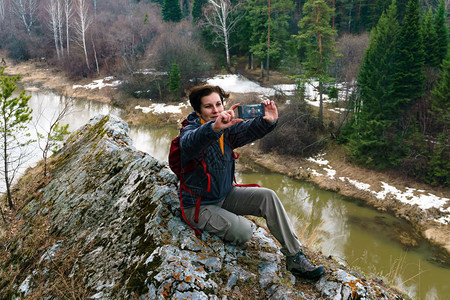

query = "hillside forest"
0;0;448;187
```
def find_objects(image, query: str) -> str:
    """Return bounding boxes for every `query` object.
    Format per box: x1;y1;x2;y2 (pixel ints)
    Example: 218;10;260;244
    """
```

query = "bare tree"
91;0;96;16
0;0;5;22
33;96;71;177
202;0;242;69
47;0;62;59
334;33;369;102
330;32;369;131
64;0;73;57
57;0;64;56
73;0;92;69
11;0;39;33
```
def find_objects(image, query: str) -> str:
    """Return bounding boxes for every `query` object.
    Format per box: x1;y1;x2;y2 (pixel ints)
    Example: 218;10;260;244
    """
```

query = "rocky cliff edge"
1;114;406;299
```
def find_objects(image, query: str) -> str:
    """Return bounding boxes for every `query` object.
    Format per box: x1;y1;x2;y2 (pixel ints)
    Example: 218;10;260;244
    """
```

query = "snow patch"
324;167;336;179
339;177;371;191
73;77;121;90
207;74;274;94
307;168;323;177
18;275;32;296
135;102;189;114
374;182;449;212
306;153;329;166
306;155;449;225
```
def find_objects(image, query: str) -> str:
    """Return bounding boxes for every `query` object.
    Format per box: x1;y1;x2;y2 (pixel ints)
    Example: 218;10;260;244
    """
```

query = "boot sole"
290;266;325;280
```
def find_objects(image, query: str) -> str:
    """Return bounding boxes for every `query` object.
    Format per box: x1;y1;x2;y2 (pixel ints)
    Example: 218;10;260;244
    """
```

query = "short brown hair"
188;85;230;113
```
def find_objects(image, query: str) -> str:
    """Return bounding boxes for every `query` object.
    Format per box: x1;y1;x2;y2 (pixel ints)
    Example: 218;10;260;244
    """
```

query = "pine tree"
342;0;402;168
422;8;440;68
169;62;181;96
428;52;450;185
434;0;449;65
430;51;450;135
245;0;295;71
391;0;424;108
182;0;189;17
162;0;182;22
192;0;207;23
296;0;337;124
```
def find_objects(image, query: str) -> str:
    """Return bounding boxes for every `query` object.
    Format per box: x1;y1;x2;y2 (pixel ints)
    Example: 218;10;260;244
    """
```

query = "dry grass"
0;159;92;298
379;254;426;297
246;215;324;251
295;219;325;249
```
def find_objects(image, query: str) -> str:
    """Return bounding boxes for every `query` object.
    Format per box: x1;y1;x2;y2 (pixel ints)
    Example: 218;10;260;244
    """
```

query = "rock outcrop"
1;115;406;299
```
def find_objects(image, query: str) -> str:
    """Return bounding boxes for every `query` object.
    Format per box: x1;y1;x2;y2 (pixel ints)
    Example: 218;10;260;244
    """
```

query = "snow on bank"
133;74;337;115
135;102;190;114
207;74;274;95
207;74;349;112
74;74;349;115
72;76;121;90
307;153;450;225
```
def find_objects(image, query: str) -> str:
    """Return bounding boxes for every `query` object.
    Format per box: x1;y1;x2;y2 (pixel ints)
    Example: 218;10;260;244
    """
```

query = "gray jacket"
179;110;277;208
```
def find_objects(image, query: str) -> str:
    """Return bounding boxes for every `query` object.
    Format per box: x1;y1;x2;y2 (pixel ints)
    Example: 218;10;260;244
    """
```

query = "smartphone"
238;104;265;119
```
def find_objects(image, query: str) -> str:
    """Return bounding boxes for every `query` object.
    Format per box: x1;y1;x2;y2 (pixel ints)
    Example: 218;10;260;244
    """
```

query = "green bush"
7;39;30;61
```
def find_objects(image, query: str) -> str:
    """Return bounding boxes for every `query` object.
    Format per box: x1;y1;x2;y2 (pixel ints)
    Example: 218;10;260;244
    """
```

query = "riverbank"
1;54;449;263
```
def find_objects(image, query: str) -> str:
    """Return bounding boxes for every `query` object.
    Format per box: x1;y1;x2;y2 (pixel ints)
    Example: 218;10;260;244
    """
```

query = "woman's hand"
212;103;243;132
262;100;278;124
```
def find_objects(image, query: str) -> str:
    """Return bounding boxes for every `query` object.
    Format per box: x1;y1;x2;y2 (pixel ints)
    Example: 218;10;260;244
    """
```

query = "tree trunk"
43;150;48;177
332;0;335;29
82;29;89;69
65;0;71;57
260;61;264;78
0;204;6;224
58;0;64;57
3;122;14;209
224;27;230;69
0;1;5;23
74;0;91;69
92;38;99;74
266;0;270;81
298;0;302;20
53;28;61;59
49;0;61;59
318;81;323;125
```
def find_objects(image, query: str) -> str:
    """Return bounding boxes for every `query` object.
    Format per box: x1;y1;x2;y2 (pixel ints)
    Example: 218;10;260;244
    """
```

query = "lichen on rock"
2;114;408;299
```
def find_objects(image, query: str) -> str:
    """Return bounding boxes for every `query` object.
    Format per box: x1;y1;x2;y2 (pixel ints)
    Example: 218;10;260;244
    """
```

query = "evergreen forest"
0;0;448;186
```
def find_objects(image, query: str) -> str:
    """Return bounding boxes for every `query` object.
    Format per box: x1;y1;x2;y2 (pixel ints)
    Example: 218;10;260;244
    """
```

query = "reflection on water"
3;88;449;300
1;89;177;193
236;170;450;300
29;90;122;132
129;125;177;163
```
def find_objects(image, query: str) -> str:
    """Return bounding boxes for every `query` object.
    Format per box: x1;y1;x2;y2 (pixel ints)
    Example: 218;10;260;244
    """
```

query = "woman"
179;84;325;280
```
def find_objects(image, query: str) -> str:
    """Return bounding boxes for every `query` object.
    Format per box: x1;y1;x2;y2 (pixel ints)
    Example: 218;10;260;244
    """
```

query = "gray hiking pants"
184;186;301;256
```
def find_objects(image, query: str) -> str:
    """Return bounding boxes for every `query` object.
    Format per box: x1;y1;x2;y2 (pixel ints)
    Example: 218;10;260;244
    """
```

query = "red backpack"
168;119;259;237
168;119;208;236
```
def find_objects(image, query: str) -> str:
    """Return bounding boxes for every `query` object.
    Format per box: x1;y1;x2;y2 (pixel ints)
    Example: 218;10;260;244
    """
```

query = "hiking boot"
286;250;325;280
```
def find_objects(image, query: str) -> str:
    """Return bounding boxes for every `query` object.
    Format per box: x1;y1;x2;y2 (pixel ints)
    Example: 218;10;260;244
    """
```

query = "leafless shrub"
333;33;369;84
260;95;326;157
143;21;216;96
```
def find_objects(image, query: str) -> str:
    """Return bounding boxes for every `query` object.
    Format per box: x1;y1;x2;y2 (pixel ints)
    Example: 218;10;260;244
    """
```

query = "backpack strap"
229;139;261;188
233;178;260;188
179;179;202;236
178;153;211;237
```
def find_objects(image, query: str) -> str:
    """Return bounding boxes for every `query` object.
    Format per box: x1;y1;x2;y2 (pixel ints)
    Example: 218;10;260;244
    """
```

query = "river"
3;88;450;300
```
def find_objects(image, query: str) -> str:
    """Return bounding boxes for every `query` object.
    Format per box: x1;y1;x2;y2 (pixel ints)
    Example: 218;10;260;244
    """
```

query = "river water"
3;88;449;300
